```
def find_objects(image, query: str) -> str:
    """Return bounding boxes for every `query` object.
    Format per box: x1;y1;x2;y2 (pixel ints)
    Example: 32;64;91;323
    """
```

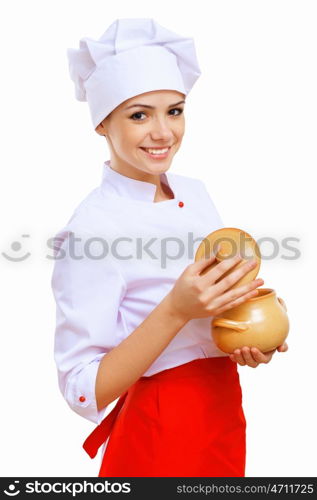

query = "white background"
1;0;316;477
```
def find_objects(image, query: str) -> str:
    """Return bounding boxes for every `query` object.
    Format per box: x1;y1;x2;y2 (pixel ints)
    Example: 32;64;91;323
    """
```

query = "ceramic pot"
195;227;261;290
211;288;289;353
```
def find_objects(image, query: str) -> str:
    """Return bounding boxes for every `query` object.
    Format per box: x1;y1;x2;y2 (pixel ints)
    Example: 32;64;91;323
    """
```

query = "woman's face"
95;90;186;178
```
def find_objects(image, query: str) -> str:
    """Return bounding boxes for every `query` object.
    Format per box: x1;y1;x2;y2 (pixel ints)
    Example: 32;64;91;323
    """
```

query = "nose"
150;117;174;142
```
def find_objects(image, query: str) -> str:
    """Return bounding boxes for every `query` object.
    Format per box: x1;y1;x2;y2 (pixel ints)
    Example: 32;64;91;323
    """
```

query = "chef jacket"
51;160;228;425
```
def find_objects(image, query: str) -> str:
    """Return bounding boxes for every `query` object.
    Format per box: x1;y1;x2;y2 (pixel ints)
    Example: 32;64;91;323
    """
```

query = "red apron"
83;357;246;477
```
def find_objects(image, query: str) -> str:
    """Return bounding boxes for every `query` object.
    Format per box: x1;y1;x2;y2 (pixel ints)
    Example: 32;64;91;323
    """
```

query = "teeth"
144;147;169;155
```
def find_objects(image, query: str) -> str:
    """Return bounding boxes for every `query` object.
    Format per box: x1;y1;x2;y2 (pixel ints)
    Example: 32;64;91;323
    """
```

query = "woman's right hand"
167;253;264;322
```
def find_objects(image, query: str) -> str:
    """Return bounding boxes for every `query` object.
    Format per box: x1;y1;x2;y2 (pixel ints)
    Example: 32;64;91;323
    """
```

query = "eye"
130;111;147;121
169;107;184;116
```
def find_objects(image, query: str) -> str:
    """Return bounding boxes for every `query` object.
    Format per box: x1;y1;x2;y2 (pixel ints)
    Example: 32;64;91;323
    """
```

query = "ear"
95;122;107;136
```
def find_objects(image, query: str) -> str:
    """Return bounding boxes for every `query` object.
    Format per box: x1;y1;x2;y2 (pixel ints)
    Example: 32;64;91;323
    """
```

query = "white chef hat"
67;18;201;129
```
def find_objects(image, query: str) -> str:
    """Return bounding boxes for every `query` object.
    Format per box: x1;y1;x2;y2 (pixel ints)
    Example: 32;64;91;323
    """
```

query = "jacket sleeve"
51;228;127;424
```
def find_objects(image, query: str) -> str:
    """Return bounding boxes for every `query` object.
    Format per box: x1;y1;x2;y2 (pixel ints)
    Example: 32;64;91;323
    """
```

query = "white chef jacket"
51;160;228;425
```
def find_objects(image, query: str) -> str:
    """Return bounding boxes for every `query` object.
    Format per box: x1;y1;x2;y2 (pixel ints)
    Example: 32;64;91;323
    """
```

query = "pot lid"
194;227;261;289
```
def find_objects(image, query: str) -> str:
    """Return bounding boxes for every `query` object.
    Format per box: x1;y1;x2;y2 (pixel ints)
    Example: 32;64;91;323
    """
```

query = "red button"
79;396;86;402
178;201;184;207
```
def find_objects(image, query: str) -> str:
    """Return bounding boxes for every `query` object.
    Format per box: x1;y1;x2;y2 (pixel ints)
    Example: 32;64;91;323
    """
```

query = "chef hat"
67;18;201;129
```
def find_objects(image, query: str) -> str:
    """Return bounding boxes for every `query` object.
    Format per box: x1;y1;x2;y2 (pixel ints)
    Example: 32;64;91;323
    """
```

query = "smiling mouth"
140;146;171;156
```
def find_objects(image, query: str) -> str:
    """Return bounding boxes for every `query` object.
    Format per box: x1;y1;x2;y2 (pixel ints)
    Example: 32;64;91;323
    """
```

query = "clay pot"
211;288;289;353
195;227;261;290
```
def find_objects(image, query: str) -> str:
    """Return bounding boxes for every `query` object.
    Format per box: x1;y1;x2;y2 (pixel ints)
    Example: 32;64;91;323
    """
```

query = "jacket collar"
101;160;178;203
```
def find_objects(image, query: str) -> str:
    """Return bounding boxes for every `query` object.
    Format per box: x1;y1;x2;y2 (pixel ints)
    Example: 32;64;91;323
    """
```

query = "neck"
108;156;171;197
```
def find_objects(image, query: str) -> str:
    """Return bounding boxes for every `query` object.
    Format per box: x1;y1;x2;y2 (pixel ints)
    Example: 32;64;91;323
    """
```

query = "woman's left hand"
229;342;288;367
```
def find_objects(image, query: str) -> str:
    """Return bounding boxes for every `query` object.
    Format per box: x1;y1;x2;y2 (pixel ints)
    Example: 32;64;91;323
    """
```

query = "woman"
51;18;288;477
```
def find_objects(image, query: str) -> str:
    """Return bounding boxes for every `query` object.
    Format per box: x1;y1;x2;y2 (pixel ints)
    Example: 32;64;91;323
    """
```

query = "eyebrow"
124;100;186;110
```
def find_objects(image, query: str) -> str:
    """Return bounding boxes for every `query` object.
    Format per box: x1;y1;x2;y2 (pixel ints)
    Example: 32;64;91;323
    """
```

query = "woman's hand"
167;253;264;322
229;341;289;367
